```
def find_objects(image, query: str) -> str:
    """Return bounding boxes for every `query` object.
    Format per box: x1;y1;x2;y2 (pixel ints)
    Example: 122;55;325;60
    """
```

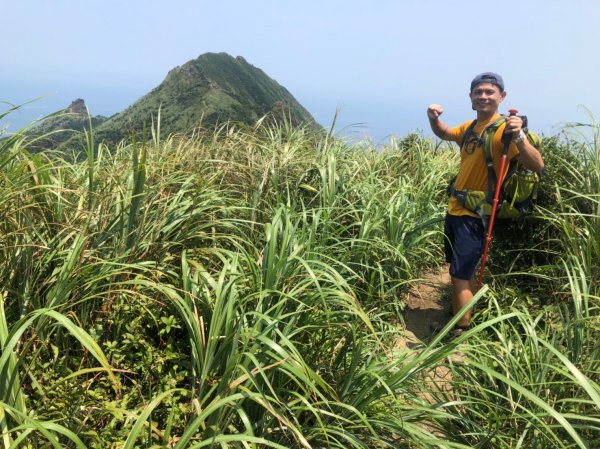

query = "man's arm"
515;138;544;173
505;115;545;173
427;104;452;140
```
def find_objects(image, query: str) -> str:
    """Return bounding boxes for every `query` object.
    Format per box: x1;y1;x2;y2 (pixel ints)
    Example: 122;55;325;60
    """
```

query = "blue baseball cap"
470;72;504;92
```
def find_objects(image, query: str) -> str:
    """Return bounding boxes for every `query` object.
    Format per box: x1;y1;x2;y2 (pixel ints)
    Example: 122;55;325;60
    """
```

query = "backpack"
447;116;542;222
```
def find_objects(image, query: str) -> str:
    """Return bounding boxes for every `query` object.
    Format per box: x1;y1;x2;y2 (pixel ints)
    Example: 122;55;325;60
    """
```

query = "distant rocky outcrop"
67;98;87;115
26;99;108;152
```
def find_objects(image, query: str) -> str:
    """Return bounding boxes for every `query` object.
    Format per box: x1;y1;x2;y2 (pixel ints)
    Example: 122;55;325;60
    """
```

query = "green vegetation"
0;108;598;448
24;53;317;152
92;52;318;145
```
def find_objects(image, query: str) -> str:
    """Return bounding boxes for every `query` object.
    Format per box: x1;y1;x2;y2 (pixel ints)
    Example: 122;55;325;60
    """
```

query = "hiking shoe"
429;319;449;333
445;325;469;342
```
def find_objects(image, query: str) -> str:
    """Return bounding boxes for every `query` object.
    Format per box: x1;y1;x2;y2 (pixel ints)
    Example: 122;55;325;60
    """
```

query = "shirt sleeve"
446;121;472;144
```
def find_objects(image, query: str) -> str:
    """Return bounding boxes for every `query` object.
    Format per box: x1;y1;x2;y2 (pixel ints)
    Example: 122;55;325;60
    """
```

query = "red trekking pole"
477;108;518;290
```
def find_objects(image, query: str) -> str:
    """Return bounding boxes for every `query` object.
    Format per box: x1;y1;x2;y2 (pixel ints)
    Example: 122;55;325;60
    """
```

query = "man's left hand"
505;115;523;136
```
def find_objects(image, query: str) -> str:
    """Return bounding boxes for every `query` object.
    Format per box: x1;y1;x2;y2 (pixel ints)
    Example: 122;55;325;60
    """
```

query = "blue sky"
2;0;599;144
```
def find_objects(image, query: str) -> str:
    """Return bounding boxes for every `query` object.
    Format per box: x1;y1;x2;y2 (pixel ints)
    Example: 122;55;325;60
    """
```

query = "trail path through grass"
394;266;457;399
402;267;452;348
395;267;456;437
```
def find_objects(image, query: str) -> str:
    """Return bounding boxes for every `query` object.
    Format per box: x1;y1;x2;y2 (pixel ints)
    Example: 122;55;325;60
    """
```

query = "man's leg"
451;276;474;327
444;214;484;329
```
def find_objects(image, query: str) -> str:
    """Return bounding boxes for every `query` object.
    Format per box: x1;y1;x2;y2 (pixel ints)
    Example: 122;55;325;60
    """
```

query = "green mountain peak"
93;52;316;144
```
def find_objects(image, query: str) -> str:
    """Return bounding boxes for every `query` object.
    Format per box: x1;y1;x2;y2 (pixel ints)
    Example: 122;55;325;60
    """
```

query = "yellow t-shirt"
446;114;520;218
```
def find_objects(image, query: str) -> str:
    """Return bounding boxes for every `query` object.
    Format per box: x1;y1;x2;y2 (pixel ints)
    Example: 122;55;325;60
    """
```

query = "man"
427;72;544;337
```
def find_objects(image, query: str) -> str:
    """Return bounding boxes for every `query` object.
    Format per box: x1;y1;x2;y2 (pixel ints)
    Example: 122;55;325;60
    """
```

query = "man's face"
469;83;506;114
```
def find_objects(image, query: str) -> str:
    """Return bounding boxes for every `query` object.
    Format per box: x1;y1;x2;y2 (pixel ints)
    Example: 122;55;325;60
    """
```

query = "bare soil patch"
399;266;452;349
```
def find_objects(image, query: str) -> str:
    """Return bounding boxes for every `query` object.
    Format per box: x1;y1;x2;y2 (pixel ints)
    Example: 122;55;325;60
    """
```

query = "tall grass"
431;116;600;448
0;107;598;447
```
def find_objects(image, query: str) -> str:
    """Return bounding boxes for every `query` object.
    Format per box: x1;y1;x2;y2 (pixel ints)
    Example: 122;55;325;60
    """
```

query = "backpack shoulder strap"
480;117;506;203
459;120;478;149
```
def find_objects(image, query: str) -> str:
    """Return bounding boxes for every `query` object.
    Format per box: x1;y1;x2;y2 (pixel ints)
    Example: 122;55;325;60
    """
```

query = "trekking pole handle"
502;108;519;143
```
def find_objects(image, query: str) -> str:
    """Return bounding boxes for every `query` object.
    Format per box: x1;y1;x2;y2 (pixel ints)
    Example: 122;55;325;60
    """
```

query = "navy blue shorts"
444;214;484;280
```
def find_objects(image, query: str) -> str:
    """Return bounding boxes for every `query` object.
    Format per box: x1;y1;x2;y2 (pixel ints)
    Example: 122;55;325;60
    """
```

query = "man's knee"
452;276;472;293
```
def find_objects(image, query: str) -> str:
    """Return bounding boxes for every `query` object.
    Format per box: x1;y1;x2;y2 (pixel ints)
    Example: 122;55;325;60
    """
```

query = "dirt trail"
398;266;452;349
395;266;457;410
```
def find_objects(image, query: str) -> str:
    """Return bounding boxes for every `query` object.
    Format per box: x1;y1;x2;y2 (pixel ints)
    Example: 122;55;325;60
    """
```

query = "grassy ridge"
0;113;598;448
93;53;318;145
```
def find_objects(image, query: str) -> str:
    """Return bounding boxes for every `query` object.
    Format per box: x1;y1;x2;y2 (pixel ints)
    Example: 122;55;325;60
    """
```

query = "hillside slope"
94;52;317;143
